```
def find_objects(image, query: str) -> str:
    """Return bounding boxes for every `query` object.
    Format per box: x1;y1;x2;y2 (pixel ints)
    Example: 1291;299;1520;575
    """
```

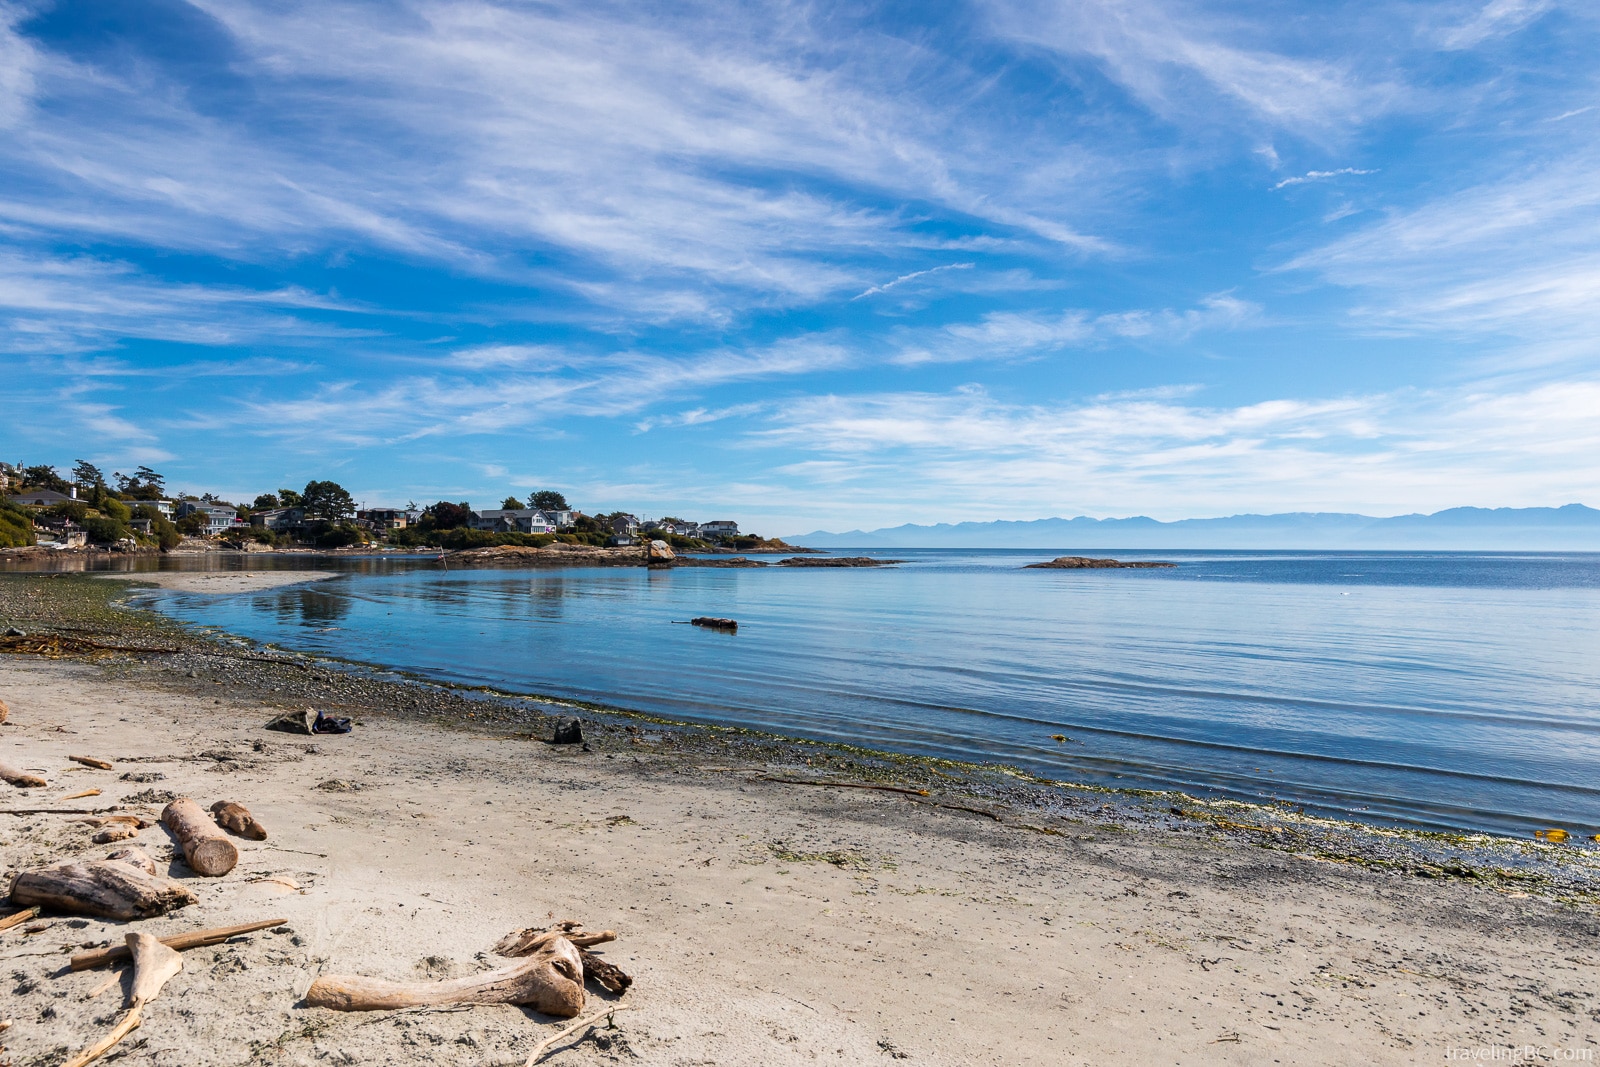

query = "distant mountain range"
788;504;1600;550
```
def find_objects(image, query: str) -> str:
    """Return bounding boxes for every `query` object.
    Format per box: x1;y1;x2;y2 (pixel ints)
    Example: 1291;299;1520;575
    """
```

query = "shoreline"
3;572;1599;1064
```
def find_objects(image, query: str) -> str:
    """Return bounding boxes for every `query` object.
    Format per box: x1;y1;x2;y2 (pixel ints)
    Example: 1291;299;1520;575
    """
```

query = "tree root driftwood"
8;846;197;920
305;920;632;1018
62;931;184;1067
495;922;633;995
0;758;47;788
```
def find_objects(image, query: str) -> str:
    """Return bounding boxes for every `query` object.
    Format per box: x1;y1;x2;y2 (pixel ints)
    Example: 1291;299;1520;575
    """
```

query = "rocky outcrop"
776;556;903;567
1024;556;1175;569
647;539;675;563
444;544;646;567
673;556;767;567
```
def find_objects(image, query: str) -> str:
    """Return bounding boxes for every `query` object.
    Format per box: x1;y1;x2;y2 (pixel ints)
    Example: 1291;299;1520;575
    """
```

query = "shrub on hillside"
0;503;34;548
81;516;131;543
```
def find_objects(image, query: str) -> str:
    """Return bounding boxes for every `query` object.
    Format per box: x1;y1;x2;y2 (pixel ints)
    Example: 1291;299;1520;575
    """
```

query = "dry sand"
3;655;1598;1066
94;571;339;595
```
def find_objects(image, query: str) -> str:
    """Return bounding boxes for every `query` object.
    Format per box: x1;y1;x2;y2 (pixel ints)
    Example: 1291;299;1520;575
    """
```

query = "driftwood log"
0;758;46;788
211;800;268;840
69;755;114;770
71;917;288;970
62;931;184;1067
0;694;8;723
8;846;197;920
162;797;239;875
0;905;42;932
306;935;586;1017
496;922;632;994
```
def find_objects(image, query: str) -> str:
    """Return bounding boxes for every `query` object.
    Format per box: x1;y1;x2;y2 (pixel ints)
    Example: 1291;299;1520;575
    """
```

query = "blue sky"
2;0;1597;533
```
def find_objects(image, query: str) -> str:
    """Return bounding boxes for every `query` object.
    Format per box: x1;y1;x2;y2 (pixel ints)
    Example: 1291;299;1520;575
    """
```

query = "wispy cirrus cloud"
1273;167;1376;190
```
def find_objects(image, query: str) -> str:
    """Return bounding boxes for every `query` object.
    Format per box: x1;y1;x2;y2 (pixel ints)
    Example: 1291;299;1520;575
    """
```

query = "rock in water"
1024;556;1176;569
647;539;676;562
552;717;583;744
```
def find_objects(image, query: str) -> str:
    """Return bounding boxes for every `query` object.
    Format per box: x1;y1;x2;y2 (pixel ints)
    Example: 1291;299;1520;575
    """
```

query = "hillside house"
175;500;243;536
699;520;739;539
470;508;557;534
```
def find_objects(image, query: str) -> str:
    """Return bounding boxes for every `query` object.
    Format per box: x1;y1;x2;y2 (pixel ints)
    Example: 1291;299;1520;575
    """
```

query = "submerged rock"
775;556;903;567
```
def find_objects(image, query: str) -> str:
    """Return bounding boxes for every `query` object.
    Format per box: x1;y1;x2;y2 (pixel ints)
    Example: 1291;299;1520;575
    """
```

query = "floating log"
690;617;738;631
162;797;239;876
69;755;114;770
210;800;268;841
8;847;197;920
0;759;46;788
70;917;288;971
307;936;586;1016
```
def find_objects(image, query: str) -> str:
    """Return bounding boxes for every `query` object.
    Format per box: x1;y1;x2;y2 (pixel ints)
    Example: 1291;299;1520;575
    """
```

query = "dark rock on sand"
1025;556;1175;569
776;556;903;567
552;717;584;744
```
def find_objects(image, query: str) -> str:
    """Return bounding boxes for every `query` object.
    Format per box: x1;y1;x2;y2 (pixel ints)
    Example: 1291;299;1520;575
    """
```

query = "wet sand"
94;570;339;594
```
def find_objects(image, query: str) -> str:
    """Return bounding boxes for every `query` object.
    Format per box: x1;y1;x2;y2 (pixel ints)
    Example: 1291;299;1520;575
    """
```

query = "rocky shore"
2;572;1598;1065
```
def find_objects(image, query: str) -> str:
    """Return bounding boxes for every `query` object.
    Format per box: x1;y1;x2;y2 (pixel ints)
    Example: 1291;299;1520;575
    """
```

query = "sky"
1;0;1597;534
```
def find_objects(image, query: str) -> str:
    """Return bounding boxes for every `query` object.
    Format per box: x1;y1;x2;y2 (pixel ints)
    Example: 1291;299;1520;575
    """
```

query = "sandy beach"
91;570;340;595
1;576;1598;1066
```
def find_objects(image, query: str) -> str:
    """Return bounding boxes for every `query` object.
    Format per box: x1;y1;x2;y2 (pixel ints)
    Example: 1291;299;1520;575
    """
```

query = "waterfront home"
6;487;78;507
542;507;580;529
359;507;408;530
700;520;739;539
251;506;307;533
175;500;242;535
470;508;557;534
609;513;639;536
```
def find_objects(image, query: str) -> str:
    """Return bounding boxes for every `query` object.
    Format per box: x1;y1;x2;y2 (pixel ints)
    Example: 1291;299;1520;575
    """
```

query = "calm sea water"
58;549;1600;836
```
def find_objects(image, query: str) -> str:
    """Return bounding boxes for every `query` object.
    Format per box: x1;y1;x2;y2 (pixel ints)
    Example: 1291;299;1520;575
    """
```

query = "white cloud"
742;378;1600;520
1439;0;1553;49
853;263;975;300
1273;167;1376;190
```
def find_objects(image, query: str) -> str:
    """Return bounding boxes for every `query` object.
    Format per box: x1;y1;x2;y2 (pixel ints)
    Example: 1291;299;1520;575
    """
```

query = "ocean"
76;549;1600;836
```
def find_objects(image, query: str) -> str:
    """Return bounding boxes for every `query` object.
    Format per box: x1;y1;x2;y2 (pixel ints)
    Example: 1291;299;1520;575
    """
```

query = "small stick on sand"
62;932;183;1067
0;906;43;933
0;759;46;788
162;797;239;876
62;788;103;801
69;756;114;770
70;918;289;970
524;1005;632;1066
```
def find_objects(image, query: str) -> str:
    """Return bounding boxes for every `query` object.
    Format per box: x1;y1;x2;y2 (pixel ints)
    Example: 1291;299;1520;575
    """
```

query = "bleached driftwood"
306;935;586;1017
8;846;197;920
93;824;139;844
0;758;46;788
211;800;268;840
162;797;238;876
69;755;114;770
71;917;288;970
495;922;632;994
61;931;184;1067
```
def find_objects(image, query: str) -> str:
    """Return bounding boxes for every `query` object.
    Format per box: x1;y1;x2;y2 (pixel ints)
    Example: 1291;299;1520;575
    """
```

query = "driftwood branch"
0;905;42;932
8;846;197;920
61;931;184;1067
162;797;239;875
306;936;586;1017
62;788;103;801
0;759;46;788
70;917;289;971
525;1005;632;1066
211;800;268;840
69;755;114;770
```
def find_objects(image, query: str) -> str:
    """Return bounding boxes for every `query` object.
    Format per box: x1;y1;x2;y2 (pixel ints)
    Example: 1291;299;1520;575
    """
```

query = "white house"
471;508;557;534
699;520;739;540
175;500;242;536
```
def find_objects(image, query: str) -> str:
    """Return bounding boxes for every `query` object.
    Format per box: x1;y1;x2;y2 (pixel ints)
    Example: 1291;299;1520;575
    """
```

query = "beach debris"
2;626;22;637
211;800;268;840
70;917;288;971
305;932;587;1016
1534;828;1569;843
1050;734;1068;742
314;710;353;734
552;717;584;745
81;814;151;844
61;787;104;801
525;1005;633;1066
8;845;198;919
70;755;114;770
0;905;42;933
0;694;8;722
61;931;184;1067
265;707;317;734
495;921;632;995
690;617;738;632
0;757;47;788
758;775;930;797
162;797;240;876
